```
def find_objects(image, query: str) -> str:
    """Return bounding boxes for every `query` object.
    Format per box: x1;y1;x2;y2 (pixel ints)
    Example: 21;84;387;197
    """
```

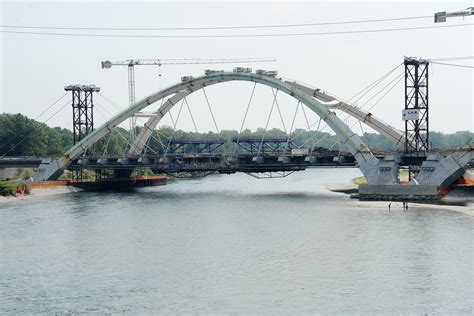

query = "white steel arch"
286;82;406;149
129;80;406;155
62;71;380;181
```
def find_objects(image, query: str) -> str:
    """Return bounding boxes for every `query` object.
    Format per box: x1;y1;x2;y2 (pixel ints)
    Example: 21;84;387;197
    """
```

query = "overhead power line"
427;56;474;62
1;23;472;38
429;61;474;69
0;15;432;31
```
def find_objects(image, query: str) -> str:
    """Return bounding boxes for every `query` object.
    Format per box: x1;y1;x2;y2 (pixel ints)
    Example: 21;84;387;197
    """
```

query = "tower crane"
434;7;473;23
101;57;276;140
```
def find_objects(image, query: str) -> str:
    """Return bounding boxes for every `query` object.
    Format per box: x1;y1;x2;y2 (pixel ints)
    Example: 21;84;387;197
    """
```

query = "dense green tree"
0;113;72;156
0;113;472;156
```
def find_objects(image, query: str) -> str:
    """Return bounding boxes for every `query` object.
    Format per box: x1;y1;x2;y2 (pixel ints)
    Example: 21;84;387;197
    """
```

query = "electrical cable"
428;56;474;61
1;23;472;38
0;15;432;31
429;61;474;69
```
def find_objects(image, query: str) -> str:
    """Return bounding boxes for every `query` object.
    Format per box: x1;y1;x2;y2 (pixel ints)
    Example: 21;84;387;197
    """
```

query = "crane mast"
101;57;276;140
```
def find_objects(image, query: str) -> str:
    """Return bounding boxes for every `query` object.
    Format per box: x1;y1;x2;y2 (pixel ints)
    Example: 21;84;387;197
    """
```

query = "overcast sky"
1;0;473;136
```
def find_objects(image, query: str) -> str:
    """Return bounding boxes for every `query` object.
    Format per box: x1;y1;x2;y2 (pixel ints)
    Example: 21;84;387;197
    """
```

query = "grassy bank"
0;181;30;197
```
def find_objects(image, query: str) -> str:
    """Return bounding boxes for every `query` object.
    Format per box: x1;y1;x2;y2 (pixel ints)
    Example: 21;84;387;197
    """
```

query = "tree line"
0;113;472;157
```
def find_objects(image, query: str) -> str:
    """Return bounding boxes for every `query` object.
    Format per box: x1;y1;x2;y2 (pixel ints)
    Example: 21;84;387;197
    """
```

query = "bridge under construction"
3;60;472;200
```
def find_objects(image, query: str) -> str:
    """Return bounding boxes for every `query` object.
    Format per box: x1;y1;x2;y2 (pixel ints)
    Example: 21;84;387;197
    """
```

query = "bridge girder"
62;72;380;180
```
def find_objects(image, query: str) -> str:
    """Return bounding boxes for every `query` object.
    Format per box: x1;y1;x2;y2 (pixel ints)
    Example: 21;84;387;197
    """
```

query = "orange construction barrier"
29;180;70;188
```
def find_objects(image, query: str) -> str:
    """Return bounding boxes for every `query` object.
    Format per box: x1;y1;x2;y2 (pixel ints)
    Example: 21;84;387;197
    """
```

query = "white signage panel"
402;109;420;121
291;148;309;156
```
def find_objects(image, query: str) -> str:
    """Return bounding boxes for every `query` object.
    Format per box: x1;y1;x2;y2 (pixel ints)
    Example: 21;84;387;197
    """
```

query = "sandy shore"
30;186;79;197
327;183;474;216
324;183;358;194
348;199;474;216
0;186;78;205
2;182;472;217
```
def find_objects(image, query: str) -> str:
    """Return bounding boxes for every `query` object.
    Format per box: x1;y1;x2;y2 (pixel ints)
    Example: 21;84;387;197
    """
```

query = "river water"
1;168;473;314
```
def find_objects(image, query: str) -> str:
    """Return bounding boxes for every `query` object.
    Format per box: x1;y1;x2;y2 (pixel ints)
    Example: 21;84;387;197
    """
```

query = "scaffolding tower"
64;84;100;180
64;84;100;145
403;57;429;154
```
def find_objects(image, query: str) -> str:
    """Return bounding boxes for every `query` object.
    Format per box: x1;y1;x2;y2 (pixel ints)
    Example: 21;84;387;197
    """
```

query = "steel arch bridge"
36;70;472;190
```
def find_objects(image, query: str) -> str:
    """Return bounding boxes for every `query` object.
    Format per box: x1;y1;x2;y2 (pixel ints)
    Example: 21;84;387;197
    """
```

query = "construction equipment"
434;7;473;23
101;57;276;140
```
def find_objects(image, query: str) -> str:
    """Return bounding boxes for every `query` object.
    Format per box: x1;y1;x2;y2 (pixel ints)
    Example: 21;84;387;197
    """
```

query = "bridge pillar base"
414;153;471;188
33;158;64;182
361;157;399;185
358;184;440;201
358;151;473;201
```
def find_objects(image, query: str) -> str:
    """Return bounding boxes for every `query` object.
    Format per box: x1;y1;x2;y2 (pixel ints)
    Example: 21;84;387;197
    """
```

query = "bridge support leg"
33;158;64;182
360;156;399;185
358;151;473;200
415;153;471;188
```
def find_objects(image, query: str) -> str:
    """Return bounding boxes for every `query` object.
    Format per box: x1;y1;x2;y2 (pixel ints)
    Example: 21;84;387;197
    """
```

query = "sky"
1;0;473;136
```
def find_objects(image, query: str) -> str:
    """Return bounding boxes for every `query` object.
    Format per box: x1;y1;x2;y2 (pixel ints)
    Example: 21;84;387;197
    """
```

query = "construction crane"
434;7;473;23
101;57;276;140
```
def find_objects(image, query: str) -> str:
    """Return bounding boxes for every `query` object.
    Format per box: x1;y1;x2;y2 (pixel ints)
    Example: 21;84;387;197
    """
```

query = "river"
1;168;473;313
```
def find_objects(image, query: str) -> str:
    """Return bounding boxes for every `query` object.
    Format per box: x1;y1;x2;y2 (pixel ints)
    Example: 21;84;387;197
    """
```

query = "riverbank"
349;199;474;216
326;183;474;216
0;186;77;205
324;183;358;194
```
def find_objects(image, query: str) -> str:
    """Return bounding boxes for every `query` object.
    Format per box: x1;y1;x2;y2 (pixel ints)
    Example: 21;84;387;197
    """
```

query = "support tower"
403;57;429;153
64;84;100;144
64;84;100;180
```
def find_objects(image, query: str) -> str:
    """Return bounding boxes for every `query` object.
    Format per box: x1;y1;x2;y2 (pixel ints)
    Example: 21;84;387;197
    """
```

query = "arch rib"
62;72;379;182
287;82;405;149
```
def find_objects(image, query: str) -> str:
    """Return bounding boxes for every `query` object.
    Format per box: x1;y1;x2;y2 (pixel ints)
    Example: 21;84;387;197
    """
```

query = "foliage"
1;113;472;157
134;168;155;177
17;168;34;180
0;113;72;156
0;180;30;196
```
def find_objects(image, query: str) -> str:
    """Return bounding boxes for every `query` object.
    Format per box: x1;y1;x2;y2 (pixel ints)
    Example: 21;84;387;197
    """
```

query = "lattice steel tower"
404;57;429;153
64;84;100;144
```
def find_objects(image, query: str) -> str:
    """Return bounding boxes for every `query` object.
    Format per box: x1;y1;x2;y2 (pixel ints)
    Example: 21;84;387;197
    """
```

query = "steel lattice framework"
64;85;100;144
404;58;429;153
